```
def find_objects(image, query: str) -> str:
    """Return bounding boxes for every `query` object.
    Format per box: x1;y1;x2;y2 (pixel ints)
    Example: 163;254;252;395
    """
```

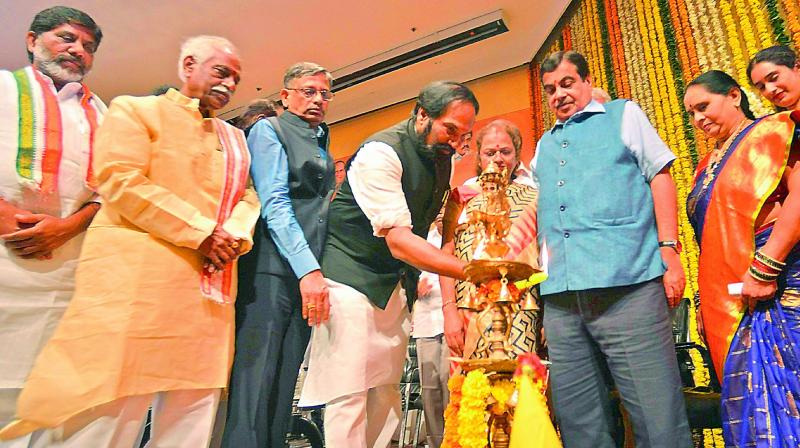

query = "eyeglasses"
286;87;334;101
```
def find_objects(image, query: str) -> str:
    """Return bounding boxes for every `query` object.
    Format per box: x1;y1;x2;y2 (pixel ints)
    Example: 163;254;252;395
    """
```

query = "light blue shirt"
532;100;674;181
247;119;328;279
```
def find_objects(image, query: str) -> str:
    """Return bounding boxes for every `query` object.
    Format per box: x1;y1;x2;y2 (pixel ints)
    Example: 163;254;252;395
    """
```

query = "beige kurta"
0;89;260;438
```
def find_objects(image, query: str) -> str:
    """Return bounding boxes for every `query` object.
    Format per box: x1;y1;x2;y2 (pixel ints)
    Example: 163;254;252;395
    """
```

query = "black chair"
399;338;424;447
672;298;722;432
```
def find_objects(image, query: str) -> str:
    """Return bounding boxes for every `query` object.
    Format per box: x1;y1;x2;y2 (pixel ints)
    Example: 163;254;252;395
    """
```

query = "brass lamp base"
457;357;518;374
464;260;538;284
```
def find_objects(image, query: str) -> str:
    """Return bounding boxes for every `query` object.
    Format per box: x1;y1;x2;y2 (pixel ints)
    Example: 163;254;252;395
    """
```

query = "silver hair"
177;35;238;82
282;62;332;87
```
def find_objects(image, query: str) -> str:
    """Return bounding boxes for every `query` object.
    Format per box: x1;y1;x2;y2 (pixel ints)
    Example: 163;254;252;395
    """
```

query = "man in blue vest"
533;51;690;447
299;81;477;448
221;62;335;448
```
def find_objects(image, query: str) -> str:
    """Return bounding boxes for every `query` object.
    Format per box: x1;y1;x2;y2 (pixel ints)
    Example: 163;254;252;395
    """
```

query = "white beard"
32;43;88;84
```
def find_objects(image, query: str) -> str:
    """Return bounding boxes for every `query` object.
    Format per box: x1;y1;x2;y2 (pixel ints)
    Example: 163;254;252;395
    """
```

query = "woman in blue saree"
684;70;800;446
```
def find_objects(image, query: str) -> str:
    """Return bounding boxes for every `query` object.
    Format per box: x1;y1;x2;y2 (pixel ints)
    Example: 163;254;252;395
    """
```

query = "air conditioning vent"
332;10;508;92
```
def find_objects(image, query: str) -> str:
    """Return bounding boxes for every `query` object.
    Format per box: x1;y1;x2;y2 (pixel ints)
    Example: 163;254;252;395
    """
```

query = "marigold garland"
586;0;608;90
668;0;700;80
443;374;465;448
683;0;710;72
596;0;618;98
651;0;705;300
528;1;800;440
717;0;774;124
605;0;631;98
633;0;666;130
562;25;573;50
731;0;759;59
779;0;800;48
659;0;702;165
748;0;776;48
581;0;601;87
618;0;653;115
459;370;491;448
489;379;516;415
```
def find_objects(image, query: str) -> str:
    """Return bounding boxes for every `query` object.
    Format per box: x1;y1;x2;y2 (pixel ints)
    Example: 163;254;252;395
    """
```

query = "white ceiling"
1;0;570;123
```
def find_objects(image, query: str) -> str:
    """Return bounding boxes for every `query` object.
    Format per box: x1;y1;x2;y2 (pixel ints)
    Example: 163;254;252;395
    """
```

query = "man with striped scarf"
0;35;260;447
0;7;105;447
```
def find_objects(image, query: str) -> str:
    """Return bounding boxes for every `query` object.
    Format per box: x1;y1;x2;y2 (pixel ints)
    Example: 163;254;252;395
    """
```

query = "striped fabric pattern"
200;118;251;304
11;66;100;193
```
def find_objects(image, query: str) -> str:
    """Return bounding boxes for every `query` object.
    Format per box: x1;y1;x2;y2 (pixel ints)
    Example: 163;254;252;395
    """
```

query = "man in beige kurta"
0;35;259;448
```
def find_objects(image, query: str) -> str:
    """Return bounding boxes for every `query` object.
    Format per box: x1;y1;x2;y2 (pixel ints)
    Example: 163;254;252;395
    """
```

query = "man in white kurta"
300;81;479;448
0;8;105;446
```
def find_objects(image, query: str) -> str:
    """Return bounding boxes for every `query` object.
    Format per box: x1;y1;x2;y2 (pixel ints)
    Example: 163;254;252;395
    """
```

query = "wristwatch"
658;240;682;254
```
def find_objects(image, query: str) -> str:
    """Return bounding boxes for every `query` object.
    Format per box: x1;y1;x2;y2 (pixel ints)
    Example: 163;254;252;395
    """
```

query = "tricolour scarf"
12;66;100;193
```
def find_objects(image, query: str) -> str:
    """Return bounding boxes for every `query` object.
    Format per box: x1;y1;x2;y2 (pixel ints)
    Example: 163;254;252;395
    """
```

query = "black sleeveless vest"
321;118;451;309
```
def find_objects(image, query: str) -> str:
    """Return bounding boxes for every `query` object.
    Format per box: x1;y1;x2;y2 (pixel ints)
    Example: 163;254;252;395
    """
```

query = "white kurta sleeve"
348;141;412;237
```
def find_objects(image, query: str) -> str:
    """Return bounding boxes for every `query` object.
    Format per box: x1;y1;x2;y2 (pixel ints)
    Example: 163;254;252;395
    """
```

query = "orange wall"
328;65;535;185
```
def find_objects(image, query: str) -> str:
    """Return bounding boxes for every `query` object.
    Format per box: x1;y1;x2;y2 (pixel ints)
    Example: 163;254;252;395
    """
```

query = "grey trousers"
416;334;450;448
543;278;691;448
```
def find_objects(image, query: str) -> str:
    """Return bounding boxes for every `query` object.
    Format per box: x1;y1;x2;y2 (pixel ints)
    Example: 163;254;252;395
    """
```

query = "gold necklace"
701;118;753;189
688;118;753;217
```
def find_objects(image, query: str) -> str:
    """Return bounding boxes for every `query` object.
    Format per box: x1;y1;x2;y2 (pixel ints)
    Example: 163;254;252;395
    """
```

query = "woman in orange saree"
684;70;800;447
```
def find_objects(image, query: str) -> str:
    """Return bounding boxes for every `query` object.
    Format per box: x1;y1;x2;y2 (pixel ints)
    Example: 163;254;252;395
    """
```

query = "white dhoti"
0;237;84;391
3;388;221;448
0;237;84;445
300;279;410;448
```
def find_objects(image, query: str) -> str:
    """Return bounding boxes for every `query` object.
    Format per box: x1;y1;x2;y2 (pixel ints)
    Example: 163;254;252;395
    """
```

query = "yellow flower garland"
528;0;800;443
489;379;516;416
459;370;491;448
726;0;775;116
783;0;800;48
633;0;666;132
643;0;700;304
645;0;708;388
586;0;608;90
732;0;759;60
443;374;465;448
748;0;775;48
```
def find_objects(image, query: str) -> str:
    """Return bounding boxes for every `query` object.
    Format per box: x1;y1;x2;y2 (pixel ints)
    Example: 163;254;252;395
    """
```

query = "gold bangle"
755;250;786;270
748;265;779;282
442;300;456;308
